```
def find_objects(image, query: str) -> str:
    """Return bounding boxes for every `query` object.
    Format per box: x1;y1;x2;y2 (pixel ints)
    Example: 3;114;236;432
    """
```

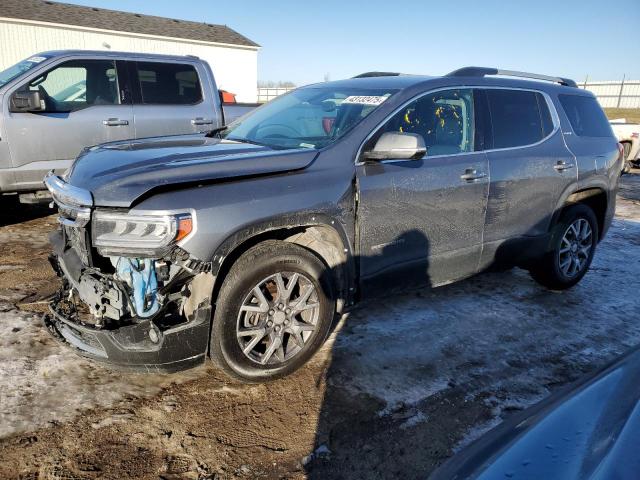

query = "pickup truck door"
356;88;489;296
127;61;217;138
2;58;134;191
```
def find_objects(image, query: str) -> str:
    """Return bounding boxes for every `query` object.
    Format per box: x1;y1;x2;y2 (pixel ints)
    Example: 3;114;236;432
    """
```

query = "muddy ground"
0;172;639;480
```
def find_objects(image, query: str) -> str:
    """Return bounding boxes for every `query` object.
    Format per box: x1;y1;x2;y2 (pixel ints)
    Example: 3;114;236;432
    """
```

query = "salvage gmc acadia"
45;67;622;382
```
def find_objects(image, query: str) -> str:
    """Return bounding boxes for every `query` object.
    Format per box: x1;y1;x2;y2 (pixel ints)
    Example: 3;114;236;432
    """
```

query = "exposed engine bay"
46;221;215;372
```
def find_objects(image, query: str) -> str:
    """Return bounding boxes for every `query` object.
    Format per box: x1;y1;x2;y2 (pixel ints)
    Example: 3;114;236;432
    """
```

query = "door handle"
103;118;129;126
191;118;214;125
460;169;487;182
553;161;575;172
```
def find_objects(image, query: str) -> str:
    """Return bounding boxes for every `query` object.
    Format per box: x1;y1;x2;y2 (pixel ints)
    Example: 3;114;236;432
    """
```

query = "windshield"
0;55;51;89
222;86;398;150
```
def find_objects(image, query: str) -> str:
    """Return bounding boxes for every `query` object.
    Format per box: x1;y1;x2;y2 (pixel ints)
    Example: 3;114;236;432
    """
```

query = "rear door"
3;58;134;191
478;88;576;268
356;88;489;294
128;60;214;138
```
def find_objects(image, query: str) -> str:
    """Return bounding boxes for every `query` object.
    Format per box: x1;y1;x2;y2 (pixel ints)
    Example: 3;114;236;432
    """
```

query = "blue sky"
67;0;639;85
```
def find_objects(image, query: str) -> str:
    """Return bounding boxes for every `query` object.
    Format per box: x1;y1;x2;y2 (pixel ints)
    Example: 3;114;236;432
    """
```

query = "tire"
529;204;598;290
209;240;335;382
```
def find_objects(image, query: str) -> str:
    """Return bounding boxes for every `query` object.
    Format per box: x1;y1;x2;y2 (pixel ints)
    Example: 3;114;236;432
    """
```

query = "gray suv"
45;67;622;382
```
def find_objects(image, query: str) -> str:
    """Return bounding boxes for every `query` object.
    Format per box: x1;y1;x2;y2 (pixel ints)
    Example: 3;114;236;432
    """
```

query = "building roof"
0;0;259;48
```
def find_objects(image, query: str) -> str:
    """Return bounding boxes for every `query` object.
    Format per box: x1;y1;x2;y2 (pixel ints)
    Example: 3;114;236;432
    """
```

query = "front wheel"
209;240;335;382
529;204;598;290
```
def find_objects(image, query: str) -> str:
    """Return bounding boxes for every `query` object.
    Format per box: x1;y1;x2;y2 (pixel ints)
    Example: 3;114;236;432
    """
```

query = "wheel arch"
553;187;608;241
209;214;355;313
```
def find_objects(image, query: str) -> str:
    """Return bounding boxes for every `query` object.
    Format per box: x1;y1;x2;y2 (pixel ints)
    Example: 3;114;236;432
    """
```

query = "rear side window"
134;62;202;105
486;89;551;149
558;94;612;137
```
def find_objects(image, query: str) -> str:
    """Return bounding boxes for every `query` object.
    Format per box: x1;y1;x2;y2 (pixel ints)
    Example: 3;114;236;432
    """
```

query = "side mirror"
363;132;426;161
10;90;44;112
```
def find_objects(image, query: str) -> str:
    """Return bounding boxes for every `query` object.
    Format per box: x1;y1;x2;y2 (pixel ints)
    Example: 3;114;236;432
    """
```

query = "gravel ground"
0;172;639;479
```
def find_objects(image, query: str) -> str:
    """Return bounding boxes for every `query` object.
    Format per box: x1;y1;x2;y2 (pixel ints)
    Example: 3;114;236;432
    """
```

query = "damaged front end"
44;173;214;372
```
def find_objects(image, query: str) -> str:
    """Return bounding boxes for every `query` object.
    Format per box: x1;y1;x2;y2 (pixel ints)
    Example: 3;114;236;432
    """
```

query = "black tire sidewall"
211;241;334;382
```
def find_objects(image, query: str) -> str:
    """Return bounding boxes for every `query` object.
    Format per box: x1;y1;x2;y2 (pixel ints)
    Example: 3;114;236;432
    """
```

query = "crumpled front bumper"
44;302;209;373
46;233;211;373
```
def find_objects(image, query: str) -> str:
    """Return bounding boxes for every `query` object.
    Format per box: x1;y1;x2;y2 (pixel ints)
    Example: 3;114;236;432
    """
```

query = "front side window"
135;62;202;105
221;87;398;150
373;88;475;156
486;89;548;149
21;59;119;112
559;94;612;137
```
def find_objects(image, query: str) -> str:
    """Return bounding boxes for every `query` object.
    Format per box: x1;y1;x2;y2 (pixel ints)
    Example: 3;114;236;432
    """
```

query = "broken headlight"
92;210;194;257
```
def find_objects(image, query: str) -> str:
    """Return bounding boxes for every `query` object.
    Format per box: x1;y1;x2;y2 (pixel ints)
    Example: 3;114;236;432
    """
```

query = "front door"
356;88;489;296
3;58;134;191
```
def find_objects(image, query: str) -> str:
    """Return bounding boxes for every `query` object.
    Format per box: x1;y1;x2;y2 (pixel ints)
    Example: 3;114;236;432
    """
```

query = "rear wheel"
209;240;335;382
529;204;598;290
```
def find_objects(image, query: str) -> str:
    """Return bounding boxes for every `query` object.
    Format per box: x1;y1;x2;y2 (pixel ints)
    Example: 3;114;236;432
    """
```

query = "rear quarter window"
558;94;612;137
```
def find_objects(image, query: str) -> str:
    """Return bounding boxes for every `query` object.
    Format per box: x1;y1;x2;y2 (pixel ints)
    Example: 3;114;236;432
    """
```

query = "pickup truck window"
23;59;119;112
222;87;398;150
373;89;475;156
135;62;202;105
0;54;52;89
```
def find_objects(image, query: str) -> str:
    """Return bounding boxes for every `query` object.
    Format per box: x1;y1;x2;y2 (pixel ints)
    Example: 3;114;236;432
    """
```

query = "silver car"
0;50;225;198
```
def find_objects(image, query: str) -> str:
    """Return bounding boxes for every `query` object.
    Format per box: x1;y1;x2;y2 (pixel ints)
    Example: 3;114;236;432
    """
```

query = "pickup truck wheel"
529;204;598;290
210;240;335;382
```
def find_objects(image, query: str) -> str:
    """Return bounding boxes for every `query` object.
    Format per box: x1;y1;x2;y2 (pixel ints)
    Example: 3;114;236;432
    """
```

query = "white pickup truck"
610;119;640;173
0;50;258;201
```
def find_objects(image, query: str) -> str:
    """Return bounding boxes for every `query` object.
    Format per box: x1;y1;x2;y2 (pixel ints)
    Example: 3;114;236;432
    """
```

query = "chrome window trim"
355;85;561;166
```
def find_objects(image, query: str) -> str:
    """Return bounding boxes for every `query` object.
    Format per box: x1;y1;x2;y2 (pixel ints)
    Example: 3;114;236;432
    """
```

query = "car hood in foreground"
430;346;640;480
66;135;318;207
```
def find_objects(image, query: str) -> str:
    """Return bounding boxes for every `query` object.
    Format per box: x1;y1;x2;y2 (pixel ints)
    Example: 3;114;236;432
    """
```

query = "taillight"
632;132;639;139
322;117;335;135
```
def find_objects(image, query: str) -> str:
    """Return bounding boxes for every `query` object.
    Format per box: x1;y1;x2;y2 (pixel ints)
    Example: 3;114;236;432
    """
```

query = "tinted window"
559;94;612;137
486;89;546;148
374;89;474;156
537;93;555;137
23;59;118;112
135;62;202;105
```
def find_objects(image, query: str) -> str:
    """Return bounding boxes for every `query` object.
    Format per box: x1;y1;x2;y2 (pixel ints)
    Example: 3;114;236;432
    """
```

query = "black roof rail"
353;72;402;78
446;67;577;88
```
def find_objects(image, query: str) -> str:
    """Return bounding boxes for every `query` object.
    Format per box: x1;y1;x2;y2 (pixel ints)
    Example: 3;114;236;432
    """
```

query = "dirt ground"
0;172;640;480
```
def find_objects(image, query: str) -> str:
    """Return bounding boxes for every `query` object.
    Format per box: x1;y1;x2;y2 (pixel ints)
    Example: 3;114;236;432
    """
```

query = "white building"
0;0;259;102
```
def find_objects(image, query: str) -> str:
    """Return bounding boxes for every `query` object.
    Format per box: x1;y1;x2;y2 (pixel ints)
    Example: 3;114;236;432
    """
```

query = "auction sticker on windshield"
342;95;388;106
26;56;47;63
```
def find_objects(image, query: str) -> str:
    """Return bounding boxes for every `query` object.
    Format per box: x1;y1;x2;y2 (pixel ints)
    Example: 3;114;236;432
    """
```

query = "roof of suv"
309;69;583;96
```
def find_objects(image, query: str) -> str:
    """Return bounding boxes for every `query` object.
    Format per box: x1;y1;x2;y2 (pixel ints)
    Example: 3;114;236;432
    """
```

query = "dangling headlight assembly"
92;210;194;257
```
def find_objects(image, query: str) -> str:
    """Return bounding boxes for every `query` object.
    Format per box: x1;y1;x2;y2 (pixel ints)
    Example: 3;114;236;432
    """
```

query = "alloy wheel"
236;272;320;365
558;218;593;278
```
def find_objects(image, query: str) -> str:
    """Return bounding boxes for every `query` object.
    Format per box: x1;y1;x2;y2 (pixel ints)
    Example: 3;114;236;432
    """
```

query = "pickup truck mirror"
10;90;44;113
363;132;427;161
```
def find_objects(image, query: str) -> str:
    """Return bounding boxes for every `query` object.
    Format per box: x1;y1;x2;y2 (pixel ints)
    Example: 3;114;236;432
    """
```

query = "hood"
431;346;640;480
66;135;318;207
